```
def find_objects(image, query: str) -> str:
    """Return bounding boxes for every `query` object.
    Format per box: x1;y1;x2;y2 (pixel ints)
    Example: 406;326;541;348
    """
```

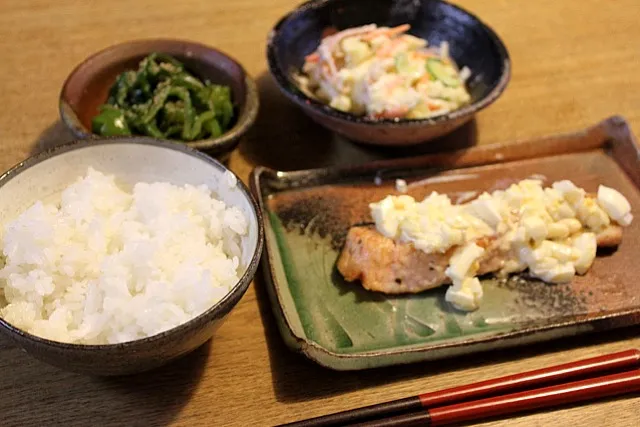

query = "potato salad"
297;24;472;119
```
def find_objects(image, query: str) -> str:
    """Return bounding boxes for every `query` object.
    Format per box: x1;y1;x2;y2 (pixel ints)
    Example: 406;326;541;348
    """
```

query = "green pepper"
142;85;171;123
209;85;234;128
172;74;205;92
124;109;145;134
143;120;164;139
204;117;222;138
91;106;131;136
189;111;215;140
154;53;185;71
162;101;185;124
93;53;235;142
167;86;195;140
164;124;183;138
108;71;137;106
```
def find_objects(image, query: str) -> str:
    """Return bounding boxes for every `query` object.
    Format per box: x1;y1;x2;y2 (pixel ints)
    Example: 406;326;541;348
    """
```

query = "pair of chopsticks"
282;349;640;426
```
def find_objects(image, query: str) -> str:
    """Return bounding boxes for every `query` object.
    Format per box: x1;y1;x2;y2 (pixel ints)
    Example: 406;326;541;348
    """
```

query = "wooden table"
1;0;640;425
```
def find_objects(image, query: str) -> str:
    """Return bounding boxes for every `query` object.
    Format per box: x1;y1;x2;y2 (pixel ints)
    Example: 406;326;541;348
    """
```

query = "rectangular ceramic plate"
250;116;640;371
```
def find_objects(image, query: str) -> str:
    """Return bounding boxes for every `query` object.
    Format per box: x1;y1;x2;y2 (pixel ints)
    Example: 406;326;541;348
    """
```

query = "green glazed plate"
250;117;640;370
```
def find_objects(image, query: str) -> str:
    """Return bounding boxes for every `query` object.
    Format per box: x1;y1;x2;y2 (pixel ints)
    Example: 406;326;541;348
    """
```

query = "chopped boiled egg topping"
369;179;633;311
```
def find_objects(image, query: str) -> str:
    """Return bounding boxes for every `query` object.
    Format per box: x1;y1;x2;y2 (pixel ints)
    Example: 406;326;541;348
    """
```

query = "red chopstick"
354;368;640;426
281;349;640;427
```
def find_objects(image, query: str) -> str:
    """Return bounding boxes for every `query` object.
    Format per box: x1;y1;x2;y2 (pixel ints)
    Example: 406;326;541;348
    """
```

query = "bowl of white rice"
0;138;263;375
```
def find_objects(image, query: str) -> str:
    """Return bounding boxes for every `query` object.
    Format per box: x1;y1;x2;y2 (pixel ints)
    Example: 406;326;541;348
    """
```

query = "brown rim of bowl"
0;137;264;351
59;39;260;152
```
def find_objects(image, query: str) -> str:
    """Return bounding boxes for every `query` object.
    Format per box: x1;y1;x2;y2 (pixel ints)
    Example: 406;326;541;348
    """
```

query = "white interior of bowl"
0;141;260;273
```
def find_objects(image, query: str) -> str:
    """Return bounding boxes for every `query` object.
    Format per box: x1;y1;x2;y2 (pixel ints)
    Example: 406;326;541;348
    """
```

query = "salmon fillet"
336;224;622;294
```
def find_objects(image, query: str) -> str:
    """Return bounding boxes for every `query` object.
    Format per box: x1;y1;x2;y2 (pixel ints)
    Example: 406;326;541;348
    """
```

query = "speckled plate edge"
250;116;640;370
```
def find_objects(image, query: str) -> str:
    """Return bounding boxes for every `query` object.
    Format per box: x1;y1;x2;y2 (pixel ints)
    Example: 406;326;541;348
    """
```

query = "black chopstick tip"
278;397;423;427
352;411;431;427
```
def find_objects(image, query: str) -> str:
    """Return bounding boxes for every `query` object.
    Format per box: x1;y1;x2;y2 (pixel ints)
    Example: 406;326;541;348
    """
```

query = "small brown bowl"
60;39;259;159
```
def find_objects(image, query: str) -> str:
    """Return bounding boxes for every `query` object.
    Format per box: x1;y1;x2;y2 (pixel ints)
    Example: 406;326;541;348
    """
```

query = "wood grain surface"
1;1;639;426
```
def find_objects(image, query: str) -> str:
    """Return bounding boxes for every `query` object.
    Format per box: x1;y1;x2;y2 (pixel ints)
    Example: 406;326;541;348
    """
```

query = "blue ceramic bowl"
267;0;510;146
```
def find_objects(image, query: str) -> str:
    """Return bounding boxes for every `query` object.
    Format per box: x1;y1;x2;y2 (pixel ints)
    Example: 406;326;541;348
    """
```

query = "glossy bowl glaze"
60;39;259;160
267;0;510;146
0;138;263;375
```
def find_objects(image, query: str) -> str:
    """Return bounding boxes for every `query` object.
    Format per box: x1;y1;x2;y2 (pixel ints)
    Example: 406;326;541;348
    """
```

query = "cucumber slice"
396;52;426;80
395;52;410;73
426;58;460;87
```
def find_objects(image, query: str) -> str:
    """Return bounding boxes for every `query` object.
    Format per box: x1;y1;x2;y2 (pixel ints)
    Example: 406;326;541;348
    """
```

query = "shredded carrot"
474;236;495;249
414;51;437;59
362;24;411;41
361;32;382;42
388;38;409;57
374;105;410;119
375;43;392;58
322;27;338;39
417;74;433;85
375;38;405;58
305;52;320;63
386;24;411;37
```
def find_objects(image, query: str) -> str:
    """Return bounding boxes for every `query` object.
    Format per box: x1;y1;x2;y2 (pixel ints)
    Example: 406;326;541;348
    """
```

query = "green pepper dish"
92;53;235;141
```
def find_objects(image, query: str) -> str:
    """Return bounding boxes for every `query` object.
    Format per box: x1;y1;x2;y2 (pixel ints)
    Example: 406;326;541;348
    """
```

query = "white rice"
0;168;248;344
